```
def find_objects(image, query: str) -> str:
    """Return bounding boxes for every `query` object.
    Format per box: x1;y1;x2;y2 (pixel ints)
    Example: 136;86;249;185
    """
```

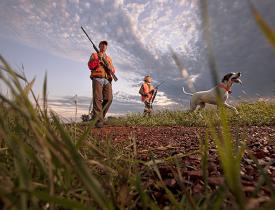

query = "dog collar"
218;83;232;94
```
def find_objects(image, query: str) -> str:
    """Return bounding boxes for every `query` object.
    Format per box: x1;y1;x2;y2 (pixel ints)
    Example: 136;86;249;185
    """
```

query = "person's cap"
99;40;108;46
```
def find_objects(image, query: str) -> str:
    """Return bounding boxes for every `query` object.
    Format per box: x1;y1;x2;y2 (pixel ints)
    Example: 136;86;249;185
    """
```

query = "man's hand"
99;58;110;69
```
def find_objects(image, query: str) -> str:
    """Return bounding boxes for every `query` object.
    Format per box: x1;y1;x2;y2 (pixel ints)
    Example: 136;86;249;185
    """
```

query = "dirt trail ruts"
91;126;275;198
91;126;274;157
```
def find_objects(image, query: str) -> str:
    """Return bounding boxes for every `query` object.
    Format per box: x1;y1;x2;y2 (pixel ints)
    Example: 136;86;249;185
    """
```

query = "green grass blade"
50;113;114;210
33;190;94;210
248;0;275;49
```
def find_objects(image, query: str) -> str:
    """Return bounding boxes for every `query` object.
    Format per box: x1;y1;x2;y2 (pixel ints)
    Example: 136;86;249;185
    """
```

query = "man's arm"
88;53;99;70
106;56;116;73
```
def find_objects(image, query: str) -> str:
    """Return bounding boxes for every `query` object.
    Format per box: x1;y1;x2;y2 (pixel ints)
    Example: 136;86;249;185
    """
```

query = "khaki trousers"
91;79;113;123
144;101;153;116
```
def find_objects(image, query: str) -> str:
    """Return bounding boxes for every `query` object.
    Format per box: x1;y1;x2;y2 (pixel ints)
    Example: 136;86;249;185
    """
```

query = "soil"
91;125;275;207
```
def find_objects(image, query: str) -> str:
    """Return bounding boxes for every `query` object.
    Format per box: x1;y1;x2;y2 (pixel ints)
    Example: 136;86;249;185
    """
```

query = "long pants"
144;101;153;116
91;79;112;123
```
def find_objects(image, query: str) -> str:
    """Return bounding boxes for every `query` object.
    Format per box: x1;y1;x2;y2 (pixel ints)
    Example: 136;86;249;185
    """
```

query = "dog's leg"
224;103;239;114
189;96;199;112
196;102;205;118
190;101;197;112
197;102;205;111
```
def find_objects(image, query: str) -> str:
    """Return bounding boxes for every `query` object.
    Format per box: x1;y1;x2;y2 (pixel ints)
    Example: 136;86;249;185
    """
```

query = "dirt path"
91;126;203;158
91;126;275;200
91;125;274;157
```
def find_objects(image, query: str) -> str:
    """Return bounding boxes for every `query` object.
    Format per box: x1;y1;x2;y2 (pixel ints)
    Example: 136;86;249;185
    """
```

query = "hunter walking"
88;40;116;128
139;75;155;116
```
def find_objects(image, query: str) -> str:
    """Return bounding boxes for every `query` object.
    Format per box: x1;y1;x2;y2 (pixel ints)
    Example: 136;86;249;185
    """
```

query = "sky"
0;0;274;120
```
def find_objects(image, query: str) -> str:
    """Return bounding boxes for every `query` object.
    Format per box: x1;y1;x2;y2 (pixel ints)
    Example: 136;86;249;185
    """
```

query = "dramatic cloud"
0;0;274;118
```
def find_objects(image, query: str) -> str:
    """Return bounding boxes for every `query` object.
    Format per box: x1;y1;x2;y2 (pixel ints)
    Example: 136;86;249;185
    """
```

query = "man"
139;75;155;116
88;40;116;128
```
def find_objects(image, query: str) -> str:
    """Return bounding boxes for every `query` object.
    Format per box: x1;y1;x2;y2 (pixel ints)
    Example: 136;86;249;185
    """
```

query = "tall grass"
1;55;274;209
0;1;274;209
247;0;275;49
0;56;114;209
105;102;275;127
198;0;273;209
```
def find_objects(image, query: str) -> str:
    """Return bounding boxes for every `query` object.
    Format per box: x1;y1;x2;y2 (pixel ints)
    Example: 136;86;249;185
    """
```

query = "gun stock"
150;81;165;104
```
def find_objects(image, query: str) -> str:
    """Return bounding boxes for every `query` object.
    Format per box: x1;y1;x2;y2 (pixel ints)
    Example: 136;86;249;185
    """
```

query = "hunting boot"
95;121;104;128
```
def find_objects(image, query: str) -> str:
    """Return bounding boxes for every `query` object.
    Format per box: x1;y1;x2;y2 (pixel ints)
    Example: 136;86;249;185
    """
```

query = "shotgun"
81;26;118;82
150;81;165;104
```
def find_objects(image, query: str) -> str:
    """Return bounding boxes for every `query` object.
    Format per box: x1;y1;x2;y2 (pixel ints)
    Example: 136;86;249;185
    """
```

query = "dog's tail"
182;87;193;96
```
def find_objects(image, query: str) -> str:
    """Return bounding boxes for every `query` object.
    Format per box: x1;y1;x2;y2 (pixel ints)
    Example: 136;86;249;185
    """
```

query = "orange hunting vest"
141;83;154;102
89;53;114;80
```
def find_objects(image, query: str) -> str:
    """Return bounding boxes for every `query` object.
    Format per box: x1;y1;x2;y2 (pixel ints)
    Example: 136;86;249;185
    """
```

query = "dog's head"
222;72;242;84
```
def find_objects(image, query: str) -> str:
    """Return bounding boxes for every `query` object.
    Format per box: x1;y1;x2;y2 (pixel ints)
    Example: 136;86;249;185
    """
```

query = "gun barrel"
81;26;99;53
81;26;118;81
155;81;165;89
150;81;164;103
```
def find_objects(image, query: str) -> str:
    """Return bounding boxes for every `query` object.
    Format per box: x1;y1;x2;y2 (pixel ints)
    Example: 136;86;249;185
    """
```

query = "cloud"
1;0;200;94
84;2;90;9
45;88;181;119
154;91;178;106
0;0;201;68
1;0;275;117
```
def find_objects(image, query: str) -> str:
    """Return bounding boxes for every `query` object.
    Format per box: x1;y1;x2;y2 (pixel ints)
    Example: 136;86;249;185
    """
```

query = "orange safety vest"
140;83;154;102
88;53;115;80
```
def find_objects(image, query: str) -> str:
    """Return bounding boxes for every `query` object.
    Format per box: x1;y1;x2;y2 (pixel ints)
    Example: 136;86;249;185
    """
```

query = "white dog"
182;72;242;114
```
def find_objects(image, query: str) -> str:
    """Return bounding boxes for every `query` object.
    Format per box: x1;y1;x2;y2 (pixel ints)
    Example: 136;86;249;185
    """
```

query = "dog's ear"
222;73;234;82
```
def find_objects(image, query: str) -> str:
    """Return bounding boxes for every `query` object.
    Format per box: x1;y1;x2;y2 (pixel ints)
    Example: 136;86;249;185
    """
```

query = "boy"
139;75;155;116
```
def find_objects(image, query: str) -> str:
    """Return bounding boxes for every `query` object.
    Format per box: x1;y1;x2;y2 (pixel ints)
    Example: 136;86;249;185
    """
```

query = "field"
0;57;275;210
1;1;275;209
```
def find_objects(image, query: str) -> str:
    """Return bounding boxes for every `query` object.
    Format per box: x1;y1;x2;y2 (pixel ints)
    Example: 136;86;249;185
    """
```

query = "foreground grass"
0;56;275;210
105;101;275;127
1;0;275;208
